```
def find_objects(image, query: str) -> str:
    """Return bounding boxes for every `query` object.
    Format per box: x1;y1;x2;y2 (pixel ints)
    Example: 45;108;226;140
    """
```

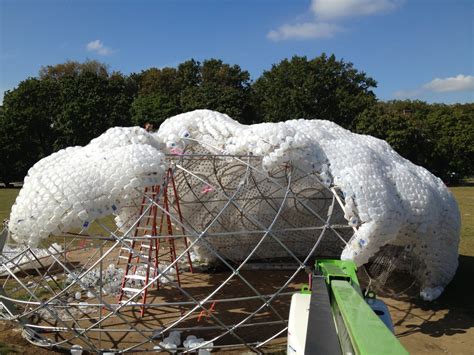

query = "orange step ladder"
117;169;193;316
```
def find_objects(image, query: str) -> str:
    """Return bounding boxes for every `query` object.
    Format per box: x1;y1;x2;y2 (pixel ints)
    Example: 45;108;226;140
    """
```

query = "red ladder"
117;169;193;316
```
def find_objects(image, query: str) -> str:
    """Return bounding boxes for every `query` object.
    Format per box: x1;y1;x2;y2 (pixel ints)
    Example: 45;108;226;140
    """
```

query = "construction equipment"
288;259;408;355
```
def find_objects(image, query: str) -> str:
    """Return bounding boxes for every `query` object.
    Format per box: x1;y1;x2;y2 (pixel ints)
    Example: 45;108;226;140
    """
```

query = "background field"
451;186;474;255
1;185;473;353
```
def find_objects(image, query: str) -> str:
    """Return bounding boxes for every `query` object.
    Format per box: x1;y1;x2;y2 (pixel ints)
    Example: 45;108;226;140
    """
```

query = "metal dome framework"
0;142;354;353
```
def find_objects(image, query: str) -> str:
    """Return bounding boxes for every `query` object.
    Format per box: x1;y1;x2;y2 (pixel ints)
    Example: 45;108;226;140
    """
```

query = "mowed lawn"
451;186;474;256
1;186;473;256
0;189;19;224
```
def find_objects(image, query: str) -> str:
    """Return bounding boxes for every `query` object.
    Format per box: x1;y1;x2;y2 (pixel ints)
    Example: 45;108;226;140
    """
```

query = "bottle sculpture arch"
1;109;460;352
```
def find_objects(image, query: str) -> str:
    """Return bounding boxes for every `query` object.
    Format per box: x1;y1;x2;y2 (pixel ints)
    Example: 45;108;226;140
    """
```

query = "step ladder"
117;169;194;316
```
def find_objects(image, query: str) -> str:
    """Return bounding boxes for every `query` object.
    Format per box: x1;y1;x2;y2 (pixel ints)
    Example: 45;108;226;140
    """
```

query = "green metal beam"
330;279;408;355
315;259;408;355
316;259;360;290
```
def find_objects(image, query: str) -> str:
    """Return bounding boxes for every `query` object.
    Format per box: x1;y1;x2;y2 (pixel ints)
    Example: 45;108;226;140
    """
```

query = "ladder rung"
118;255;129;259
126;262;147;267
119;300;143;306
124;274;147;280
122;287;144;294
126;262;156;269
137;226;152;230
140;244;152;249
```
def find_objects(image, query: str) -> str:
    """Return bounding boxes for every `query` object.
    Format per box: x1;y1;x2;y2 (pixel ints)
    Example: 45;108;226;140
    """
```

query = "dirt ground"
2;184;473;354
1;239;474;354
1;258;473;354
379;254;474;354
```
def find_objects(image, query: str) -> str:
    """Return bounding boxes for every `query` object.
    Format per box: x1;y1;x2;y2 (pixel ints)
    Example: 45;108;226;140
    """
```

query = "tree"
36;60;136;148
424;103;474;181
179;59;254;123
0;78;60;184
253;54;377;128
130;59;254;126
39;59;109;80
0;61;138;184
137;67;181;96
130;67;182;127
355;100;474;182
130;92;180;127
355;100;434;167
53;71;135;148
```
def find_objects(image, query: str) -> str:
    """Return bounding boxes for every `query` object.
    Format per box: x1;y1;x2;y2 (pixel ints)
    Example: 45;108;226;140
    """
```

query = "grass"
450;186;474;256
1;186;473;256
0;189;19;223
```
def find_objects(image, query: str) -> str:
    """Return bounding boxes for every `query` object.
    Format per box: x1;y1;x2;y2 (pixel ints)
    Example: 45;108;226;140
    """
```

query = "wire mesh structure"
0;143;354;353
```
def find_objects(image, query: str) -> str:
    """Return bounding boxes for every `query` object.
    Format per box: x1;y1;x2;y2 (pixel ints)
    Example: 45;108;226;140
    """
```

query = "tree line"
0;54;472;185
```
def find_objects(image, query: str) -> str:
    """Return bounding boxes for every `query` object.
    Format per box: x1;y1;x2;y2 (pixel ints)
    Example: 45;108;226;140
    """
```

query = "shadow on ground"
372;254;474;340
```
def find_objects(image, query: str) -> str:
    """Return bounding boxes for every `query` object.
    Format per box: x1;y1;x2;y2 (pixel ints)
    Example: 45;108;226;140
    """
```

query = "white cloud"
86;40;113;56
422;74;474;93
268;22;342;41
311;0;399;19
394;74;474;99
268;0;400;41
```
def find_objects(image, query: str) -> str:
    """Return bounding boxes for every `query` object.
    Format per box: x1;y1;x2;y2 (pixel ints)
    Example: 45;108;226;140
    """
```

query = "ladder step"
124;274;147;280
118;255;129;259
127;262;157;270
122;287;144;294
119;300;144;306
126;262;147;267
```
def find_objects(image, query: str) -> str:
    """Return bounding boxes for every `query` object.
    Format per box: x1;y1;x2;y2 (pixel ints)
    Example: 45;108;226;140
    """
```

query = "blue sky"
1;0;473;104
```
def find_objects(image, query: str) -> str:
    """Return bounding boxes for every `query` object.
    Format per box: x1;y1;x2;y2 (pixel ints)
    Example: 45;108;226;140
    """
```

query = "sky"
0;0;473;104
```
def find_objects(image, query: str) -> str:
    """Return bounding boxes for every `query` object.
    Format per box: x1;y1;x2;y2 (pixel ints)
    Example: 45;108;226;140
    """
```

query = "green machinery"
287;259;408;355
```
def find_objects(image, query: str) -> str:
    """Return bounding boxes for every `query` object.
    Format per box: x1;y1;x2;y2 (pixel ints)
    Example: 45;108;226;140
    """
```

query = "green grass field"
450;186;474;255
1;186;473;255
0;189;19;224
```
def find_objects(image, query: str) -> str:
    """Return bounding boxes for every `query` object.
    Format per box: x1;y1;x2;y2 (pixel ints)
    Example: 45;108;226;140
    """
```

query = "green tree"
253;54;377;127
53;71;135;148
355;100;474;182
179;59;254;123
137;67;181;96
355;100;434;167
130;92;180;127
130;59;254;126
0;78;60;184
0;61;137;183
39;59;109;80
130;67;181;127
424;103;474;181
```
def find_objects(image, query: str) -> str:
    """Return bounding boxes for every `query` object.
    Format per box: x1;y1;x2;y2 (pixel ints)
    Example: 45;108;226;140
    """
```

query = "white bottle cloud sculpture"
8;110;460;301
